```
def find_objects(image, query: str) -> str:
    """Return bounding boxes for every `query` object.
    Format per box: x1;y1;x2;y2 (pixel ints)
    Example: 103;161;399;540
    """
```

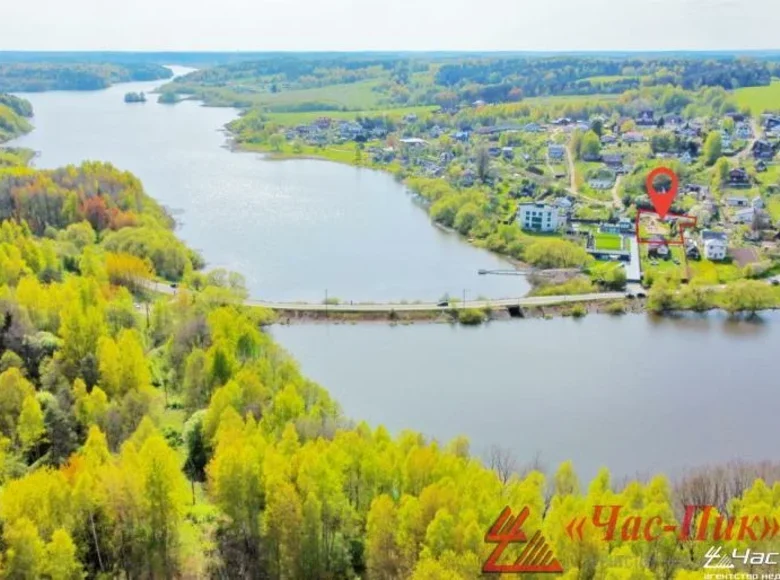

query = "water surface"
274;312;777;481
10;68;528;302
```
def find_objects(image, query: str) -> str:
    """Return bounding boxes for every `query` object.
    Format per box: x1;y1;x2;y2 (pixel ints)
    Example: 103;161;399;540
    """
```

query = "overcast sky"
3;0;779;52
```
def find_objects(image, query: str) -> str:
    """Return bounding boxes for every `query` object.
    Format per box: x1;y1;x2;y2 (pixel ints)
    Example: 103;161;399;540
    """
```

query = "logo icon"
703;546;735;569
483;506;563;574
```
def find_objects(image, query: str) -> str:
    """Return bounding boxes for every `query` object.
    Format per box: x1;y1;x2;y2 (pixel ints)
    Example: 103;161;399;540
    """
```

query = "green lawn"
584;75;638;84
766;195;780;222
594;232;622;251
688;259;743;284
733;79;780;114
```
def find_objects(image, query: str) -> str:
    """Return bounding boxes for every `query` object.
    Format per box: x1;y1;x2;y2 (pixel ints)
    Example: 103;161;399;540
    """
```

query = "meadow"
733;79;780;114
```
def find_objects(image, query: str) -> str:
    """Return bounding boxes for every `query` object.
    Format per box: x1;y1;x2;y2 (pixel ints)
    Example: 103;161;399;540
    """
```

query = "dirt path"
611;176;623;208
564;144;613;207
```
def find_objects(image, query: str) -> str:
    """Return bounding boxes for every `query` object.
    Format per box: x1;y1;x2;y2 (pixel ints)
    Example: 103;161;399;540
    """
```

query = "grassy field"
584;75;637;84
594;232;622;251
733;79;780;114
687;259;743;284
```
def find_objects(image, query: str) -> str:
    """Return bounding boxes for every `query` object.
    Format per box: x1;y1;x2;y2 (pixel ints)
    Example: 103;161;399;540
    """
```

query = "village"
266;102;780;290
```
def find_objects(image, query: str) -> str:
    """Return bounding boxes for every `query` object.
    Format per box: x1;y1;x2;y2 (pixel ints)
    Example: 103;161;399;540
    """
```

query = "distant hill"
0;62;172;92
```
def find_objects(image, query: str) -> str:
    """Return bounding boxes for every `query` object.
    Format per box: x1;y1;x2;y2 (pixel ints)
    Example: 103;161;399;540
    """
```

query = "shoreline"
273;297;646;325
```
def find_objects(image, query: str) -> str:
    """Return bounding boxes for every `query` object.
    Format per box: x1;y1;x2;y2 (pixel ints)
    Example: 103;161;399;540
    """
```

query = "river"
9;67;528;303
7;67;776;482
274;312;778;481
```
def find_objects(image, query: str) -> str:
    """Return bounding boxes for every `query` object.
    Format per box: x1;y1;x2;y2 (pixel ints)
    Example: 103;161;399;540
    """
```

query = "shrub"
604;300;627;315
457;308;487;325
569;303;587;318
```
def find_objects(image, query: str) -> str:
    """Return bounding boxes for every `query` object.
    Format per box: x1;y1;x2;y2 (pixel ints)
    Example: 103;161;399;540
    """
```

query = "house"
524;123;542;133
601;134;617;144
488;147;502;157
735;123;752;140
733;207;756;225
648;236;670;258
399;138;428;147
752;140;775;160
574;121;591;132
730;247;761;268
636;110;655;126
453;131;470;142
589;179;613;190
472;100;486;108
501;147;514;160
314;117;332;129
701;230;728;261
684;239;701;260
517;203;561;232
548;144;566;161
752;196;765;210
757;160;768;173
727;112;747;123
725;194;749;207
622;131;646;143
554;197;573;210
680;152;693;165
582;152;601;162
618;217;634;233
602;153;623;168
728;169;750;187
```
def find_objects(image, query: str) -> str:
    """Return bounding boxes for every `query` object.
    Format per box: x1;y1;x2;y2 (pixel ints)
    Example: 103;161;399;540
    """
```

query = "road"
736;118;760;161
148;282;623;312
245;292;625;312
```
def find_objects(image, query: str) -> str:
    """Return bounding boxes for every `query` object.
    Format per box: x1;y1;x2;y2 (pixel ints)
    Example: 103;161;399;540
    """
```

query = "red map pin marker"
646;167;679;219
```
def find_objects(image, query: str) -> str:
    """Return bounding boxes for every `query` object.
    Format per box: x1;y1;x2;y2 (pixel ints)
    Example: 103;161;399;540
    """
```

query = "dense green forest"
0;63;172;92
0;93;32;146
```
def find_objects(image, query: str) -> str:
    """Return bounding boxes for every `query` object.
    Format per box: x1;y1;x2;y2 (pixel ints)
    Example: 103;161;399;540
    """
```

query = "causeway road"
149;282;623;312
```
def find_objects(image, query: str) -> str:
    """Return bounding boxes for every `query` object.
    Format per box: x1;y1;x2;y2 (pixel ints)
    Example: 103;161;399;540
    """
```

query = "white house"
732;208;756;225
701;230;728;261
517;203;561;232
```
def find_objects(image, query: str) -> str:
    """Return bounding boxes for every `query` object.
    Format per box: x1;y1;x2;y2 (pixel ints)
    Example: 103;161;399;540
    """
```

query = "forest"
0;93;33;145
0;93;776;578
161;54;780;111
0;63;172;92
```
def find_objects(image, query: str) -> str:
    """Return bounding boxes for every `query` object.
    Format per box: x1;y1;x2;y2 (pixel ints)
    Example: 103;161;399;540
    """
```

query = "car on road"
170;283;178;289
437;300;449;307
625;292;635;299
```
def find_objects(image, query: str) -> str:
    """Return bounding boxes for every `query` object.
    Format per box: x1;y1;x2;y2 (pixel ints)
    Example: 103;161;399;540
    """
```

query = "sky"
3;0;780;52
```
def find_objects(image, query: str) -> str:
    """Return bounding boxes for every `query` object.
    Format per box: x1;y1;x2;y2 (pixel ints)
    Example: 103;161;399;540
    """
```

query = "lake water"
9;67;528;303
274;312;778;481
8;67;777;482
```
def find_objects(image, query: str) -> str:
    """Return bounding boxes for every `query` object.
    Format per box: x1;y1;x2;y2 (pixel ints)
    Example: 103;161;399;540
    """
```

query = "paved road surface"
149;282;623;312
